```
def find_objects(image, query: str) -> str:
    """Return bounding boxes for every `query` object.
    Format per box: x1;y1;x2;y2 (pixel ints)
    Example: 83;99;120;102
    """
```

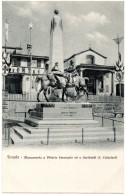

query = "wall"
2;100;124;121
75;50;106;66
3;100;37;120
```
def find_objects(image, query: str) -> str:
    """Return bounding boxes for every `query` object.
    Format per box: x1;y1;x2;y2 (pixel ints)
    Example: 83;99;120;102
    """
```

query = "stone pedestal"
30;102;93;120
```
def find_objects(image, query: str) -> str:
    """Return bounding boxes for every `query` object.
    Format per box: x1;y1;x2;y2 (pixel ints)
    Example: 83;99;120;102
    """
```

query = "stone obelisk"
49;10;64;73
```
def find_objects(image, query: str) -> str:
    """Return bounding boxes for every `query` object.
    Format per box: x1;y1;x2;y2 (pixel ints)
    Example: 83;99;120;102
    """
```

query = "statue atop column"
49;10;64;73
36;10;89;102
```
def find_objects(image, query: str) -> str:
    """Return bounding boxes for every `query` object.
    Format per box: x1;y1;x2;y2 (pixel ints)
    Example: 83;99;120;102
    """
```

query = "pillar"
111;72;114;95
96;79;98;95
103;75;106;94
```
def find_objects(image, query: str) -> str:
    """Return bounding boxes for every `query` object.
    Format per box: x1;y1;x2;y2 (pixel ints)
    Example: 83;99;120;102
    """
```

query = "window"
13;58;20;67
106;85;109;92
32;60;37;63
32;60;37;67
22;67;25;73
38;70;40;74
37;60;41;68
28;68;31;74
27;58;31;67
106;73;109;78
33;70;35;74
86;55;95;64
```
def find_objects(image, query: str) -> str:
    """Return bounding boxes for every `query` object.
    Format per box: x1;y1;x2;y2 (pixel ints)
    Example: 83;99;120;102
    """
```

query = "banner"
5;22;8;42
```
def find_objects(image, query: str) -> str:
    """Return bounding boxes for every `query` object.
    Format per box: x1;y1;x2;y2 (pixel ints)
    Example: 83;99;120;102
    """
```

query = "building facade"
3;53;49;94
3;48;123;97
64;48;116;96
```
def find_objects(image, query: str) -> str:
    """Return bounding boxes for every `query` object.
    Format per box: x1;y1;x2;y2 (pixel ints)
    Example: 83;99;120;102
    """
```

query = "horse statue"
63;70;89;101
36;73;67;102
36;70;89;102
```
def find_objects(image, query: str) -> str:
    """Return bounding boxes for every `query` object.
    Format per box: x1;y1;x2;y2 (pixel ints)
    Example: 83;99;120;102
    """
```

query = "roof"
2;46;23;50
76;63;115;71
12;53;49;60
64;48;107;62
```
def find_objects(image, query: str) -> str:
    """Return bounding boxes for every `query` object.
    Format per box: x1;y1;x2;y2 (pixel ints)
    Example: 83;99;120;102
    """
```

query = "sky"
2;1;124;66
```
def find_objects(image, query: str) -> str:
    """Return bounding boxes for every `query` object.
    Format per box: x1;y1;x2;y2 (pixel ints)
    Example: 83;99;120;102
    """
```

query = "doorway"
87;78;96;95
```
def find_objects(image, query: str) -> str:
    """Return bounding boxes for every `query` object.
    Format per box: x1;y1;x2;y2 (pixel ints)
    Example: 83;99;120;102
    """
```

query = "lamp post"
28;23;34;100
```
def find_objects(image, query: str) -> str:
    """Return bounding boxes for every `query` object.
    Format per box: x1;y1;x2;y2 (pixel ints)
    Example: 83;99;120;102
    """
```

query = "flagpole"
28;23;33;100
117;36;121;102
113;34;124;102
118;42;119;59
30;28;32;101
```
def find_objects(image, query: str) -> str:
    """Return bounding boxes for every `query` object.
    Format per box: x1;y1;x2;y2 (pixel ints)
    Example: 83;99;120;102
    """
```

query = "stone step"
13;125;115;141
14;125;114;137
19;122;113;131
13;126;47;139
25;117;99;127
46;132;114;138
18;123;47;134
46;136;115;144
10;132;117;145
10;133;44;145
11;126;122;145
20;122;100;129
44;127;114;133
18;125;115;136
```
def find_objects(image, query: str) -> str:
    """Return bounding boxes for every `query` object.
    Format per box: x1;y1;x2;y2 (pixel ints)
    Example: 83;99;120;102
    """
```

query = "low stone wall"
2;100;124;120
92;102;124;114
2;100;37;119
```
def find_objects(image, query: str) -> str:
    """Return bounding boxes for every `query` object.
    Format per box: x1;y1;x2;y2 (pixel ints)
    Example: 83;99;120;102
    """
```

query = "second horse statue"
36;70;89;102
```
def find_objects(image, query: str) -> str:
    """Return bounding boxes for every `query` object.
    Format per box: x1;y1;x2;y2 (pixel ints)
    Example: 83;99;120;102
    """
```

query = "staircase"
10;121;123;146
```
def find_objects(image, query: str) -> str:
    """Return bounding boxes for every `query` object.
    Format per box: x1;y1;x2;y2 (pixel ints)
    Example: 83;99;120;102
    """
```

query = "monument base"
25;102;99;127
11;102;110;146
29;102;93;120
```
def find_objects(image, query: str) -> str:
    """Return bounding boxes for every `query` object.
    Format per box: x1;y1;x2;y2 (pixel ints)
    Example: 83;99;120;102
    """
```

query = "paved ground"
2;136;124;150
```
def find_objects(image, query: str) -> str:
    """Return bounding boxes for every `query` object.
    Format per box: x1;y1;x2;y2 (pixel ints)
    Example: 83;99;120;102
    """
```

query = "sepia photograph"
1;1;124;193
2;1;124;148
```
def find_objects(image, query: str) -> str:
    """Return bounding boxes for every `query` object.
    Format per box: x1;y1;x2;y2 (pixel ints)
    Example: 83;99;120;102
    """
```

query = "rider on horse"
66;61;78;86
47;62;67;86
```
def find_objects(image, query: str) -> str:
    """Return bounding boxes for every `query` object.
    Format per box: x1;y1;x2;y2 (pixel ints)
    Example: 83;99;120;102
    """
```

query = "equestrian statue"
36;62;89;102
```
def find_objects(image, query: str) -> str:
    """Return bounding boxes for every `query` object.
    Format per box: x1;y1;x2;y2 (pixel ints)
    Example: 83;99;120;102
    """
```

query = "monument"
24;10;97;127
10;10;99;145
49;10;64;73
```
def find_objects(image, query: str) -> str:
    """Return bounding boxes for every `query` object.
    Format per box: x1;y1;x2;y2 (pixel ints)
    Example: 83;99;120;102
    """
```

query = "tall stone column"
49;10;64;73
